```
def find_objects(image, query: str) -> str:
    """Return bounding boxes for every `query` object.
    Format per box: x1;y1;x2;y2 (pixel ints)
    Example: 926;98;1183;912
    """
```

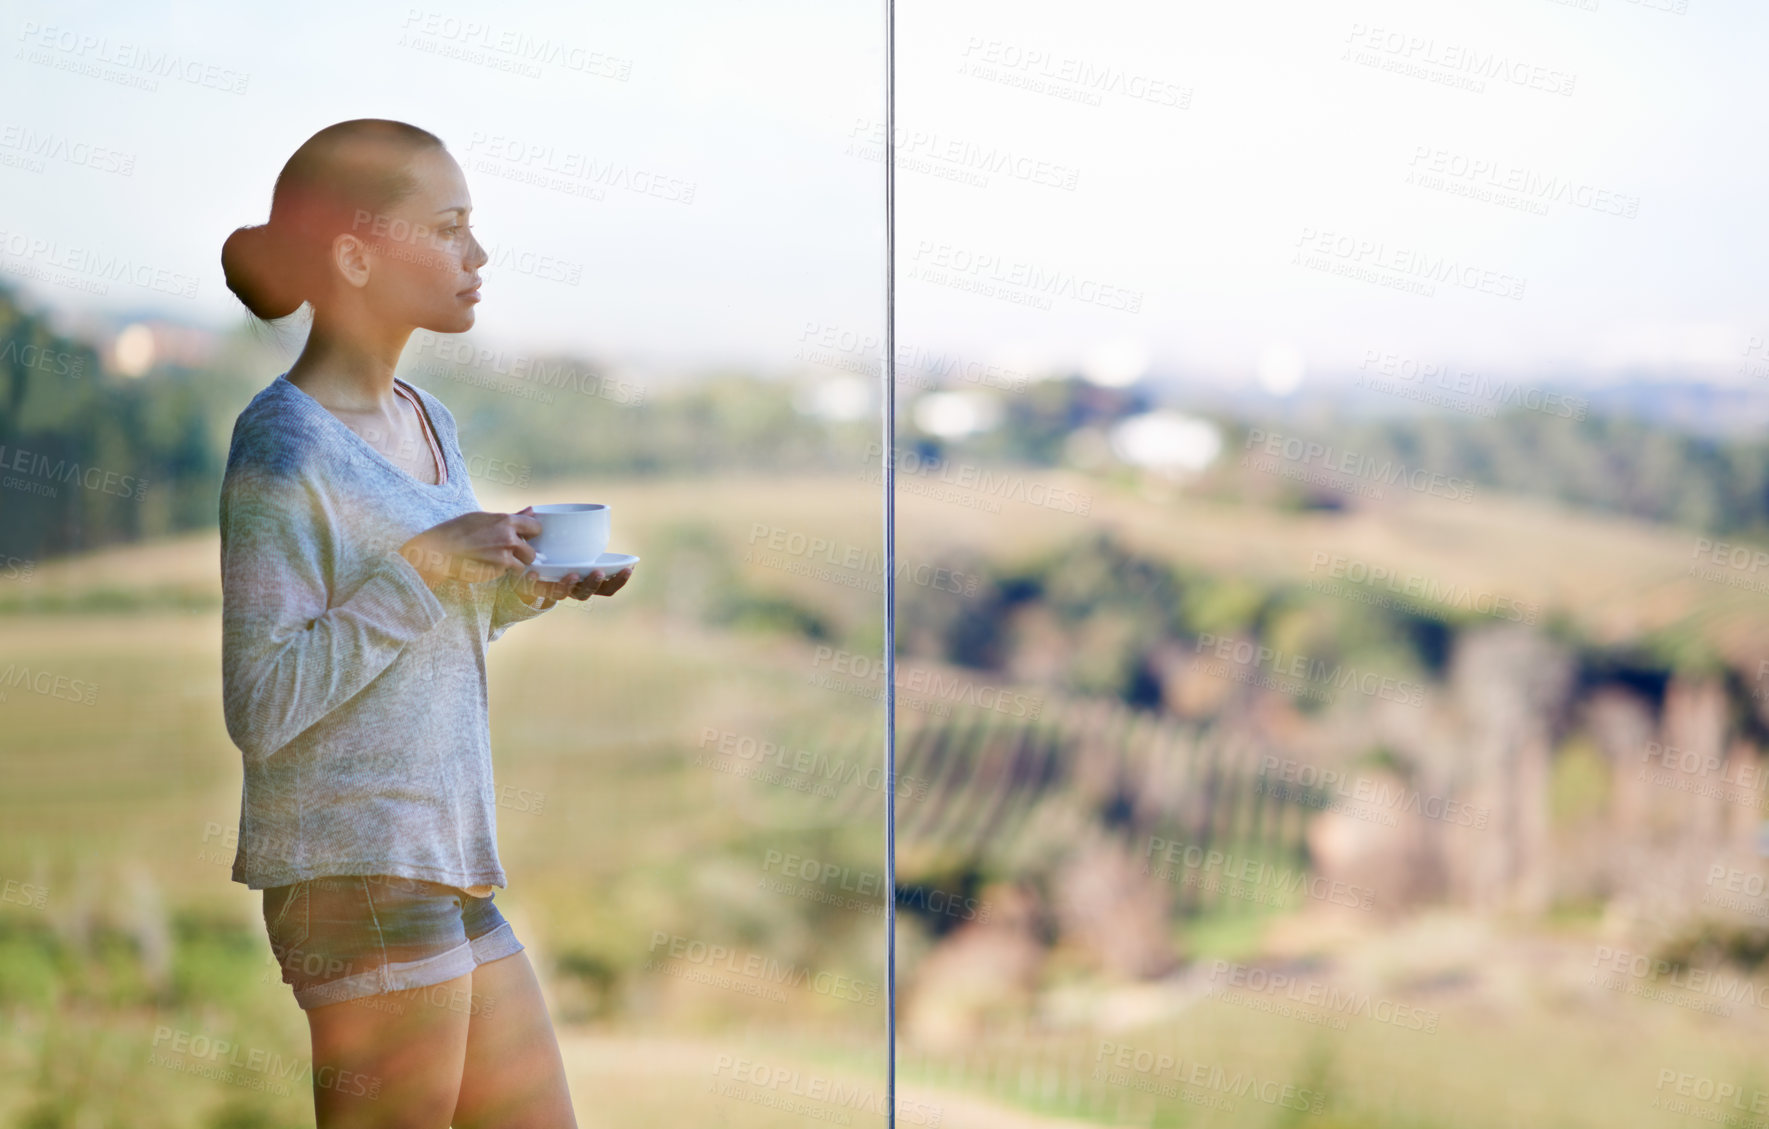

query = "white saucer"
528;551;640;582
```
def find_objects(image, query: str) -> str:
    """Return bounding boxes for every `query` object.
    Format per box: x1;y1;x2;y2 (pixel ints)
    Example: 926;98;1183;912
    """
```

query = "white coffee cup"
528;503;610;564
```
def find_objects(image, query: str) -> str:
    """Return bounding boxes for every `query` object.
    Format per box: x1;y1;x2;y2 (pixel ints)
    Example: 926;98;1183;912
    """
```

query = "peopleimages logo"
15;22;251;94
746;525;982;597
0;125;136;176
1256;756;1489;829
907;240;1143;313
1142;835;1376;910
0;879;47;909
149;1026;380;1098
1637;740;1769;810
811;648;1044;719
1590;946;1769;1014
957;37;1192;110
646;932;879;1006
760;850;989;922
1651;1070;1769;1121
0;228;199;299
696;728;932;801
1404;148;1638;219
1357;349;1587;419
864;443;1093;515
795;320;1031;393
1342;23;1577;97
1092;1042;1327;1113
1691;537;1769;574
0;338;85;378
711;1055;944;1126
1207;960;1440;1032
1687;536;1769;596
846;118;1081;191
1194;633;1427;707
463;133;694;204
1306;551;1540;625
1293;226;1527;301
397;11;633;81
0;443;147;500
1241;428;1474;502
0;662;98;705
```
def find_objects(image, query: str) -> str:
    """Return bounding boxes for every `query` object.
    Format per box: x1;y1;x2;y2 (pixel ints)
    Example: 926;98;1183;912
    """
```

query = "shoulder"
225;379;330;481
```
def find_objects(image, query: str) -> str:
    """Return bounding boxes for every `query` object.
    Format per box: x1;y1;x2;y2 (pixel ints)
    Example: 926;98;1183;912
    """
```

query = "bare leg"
305;972;472;1129
452;950;578;1129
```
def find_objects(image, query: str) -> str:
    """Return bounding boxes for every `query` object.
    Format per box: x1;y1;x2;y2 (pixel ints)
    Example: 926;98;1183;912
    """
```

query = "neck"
286;310;416;411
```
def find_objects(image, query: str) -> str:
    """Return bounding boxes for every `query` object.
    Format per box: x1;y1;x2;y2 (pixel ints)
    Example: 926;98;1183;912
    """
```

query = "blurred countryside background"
8;0;1769;1128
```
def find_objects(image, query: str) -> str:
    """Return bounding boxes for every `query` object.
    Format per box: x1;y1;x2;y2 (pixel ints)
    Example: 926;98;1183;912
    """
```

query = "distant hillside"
12;273;1769;571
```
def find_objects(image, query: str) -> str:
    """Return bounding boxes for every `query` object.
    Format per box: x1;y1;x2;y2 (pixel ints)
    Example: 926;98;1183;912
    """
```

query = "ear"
332;232;374;289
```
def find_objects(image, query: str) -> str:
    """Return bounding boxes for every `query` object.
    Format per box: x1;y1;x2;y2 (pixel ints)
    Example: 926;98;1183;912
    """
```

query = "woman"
218;118;628;1128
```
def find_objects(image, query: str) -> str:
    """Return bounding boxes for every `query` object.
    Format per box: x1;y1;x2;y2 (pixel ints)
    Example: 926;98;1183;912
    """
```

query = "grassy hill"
6;466;1769;1127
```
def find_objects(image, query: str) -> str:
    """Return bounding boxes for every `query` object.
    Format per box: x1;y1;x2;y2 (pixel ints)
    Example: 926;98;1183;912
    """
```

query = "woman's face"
348;146;488;334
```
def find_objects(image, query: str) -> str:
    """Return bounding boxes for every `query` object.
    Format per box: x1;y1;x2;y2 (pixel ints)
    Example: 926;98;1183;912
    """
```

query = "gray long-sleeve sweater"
219;371;550;890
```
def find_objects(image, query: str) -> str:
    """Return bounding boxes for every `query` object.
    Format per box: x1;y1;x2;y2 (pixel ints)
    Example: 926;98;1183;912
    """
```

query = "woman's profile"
217;117;629;1127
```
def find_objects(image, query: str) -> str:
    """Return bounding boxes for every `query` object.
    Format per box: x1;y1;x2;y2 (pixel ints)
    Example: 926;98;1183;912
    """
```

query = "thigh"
265;876;481;1129
306;970;473;1129
452;950;578;1129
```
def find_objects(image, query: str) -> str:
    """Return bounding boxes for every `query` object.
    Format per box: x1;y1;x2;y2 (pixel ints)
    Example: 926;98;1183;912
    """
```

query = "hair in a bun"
221;119;446;323
221;222;303;321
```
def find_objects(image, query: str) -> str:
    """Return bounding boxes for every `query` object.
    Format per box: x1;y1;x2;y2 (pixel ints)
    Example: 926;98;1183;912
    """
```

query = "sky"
4;0;1768;393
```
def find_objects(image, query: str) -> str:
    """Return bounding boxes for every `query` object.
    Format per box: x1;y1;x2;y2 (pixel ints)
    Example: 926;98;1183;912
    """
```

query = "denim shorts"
261;874;524;1010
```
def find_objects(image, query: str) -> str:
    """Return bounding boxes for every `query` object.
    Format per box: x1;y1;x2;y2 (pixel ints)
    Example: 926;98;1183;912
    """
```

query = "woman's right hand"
398;511;543;589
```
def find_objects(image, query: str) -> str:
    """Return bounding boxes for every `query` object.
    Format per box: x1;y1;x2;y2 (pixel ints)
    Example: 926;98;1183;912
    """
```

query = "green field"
5;471;1769;1127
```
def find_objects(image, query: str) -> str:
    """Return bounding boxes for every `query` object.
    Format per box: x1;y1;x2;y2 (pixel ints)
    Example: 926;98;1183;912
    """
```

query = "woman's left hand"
506;504;637;610
509;564;636;610
509;569;579;610
567;564;635;601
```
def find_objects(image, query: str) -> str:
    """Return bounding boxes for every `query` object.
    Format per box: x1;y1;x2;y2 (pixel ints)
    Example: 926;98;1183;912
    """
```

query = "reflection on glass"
0;2;886;1125
892;2;1769;1127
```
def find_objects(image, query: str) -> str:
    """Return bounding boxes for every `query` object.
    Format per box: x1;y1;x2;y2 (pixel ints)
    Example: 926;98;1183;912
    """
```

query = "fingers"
570;565;634;600
510;512;542;539
529;571;579;602
514;569;577;598
569;568;607;600
597;569;633;598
